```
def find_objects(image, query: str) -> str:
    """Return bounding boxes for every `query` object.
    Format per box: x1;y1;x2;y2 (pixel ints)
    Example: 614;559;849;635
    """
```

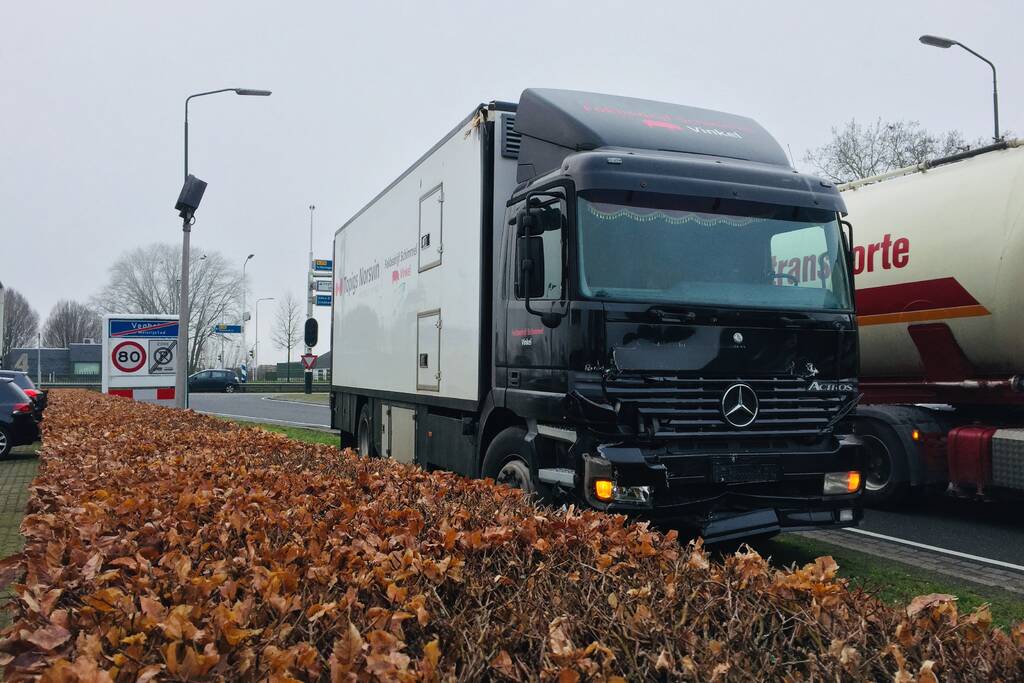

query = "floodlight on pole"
177;87;272;409
919;34;1001;142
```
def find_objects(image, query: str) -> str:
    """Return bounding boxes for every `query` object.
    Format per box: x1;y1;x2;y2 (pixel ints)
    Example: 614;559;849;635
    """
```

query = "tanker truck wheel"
856;418;909;507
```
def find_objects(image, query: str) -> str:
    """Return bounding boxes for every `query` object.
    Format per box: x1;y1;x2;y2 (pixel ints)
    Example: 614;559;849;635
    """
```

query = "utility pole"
304;204;315;394
0;281;5;369
241;253;254;380
254;297;274;382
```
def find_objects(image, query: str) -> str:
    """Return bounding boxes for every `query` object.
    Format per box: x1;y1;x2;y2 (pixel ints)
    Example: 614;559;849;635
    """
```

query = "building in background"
2;342;102;382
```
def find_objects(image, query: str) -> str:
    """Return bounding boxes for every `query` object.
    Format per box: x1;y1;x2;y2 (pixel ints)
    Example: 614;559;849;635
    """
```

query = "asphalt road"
858;496;1024;567
189;392;331;429
186;391;1024;569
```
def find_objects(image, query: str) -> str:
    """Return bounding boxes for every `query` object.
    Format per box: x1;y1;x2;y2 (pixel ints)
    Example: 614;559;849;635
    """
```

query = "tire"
357;404;376;457
224;384;236;394
481;426;538;495
857;418;910;507
0;426;10;458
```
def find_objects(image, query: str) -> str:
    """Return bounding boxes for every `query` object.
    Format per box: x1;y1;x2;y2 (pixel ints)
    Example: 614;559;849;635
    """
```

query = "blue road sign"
109;318;179;338
315;294;333;306
312;259;333;273
213;324;243;334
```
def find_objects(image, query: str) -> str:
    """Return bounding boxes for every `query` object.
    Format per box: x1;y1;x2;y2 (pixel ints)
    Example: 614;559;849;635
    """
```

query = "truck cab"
332;89;864;542
487;91;862;540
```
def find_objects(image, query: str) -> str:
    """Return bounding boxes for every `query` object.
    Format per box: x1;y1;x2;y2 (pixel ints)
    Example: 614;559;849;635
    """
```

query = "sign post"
102;314;180;406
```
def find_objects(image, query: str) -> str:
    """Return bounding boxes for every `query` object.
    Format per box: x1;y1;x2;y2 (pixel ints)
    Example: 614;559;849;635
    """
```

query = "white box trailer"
332;106;519;407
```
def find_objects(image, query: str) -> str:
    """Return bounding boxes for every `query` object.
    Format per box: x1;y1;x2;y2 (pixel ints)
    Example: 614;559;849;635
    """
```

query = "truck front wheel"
482;426;538;495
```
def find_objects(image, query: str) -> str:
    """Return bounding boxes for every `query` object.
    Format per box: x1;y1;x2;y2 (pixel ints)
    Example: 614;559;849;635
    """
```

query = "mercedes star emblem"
721;383;758;428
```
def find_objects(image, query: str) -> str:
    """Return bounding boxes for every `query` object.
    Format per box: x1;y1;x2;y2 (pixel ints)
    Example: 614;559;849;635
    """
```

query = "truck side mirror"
517;211;540;237
515;235;545;300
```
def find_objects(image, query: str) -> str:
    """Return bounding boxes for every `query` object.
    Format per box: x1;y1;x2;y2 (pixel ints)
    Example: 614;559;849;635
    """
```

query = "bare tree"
1;289;39;362
42;300;101;348
93;243;241;373
804;118;971;183
271;293;302;381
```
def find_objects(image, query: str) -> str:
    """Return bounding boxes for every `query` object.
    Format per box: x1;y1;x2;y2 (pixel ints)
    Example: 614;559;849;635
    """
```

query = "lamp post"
254;297;274;381
176;87;271;409
919;34;1001;143
241;253;254;376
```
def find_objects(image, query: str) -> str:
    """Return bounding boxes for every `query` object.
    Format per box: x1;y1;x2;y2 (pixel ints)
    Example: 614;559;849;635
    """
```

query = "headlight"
824;471;861;495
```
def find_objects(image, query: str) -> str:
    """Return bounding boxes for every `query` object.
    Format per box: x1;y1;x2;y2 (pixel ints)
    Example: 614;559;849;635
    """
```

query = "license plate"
710;457;781;484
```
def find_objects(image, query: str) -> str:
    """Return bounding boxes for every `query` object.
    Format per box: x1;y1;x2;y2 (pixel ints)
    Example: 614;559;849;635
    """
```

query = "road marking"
260;396;330;408
844;527;1024;573
195;410;332;431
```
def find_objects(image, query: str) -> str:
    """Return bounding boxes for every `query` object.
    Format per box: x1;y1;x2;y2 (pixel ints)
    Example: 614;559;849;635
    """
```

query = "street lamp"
241;253;254;375
176;88;272;409
919;34;1001;142
254;297;275;381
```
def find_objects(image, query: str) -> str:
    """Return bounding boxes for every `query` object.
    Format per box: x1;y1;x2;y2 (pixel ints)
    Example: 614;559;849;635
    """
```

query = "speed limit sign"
111;340;146;373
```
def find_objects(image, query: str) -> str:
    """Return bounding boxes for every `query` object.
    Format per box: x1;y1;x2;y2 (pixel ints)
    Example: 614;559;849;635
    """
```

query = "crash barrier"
2;390;1022;680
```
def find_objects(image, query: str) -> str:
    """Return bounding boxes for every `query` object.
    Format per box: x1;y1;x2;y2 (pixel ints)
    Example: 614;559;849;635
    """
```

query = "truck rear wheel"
857;418;909;506
482;426;538;495
357;404;376;458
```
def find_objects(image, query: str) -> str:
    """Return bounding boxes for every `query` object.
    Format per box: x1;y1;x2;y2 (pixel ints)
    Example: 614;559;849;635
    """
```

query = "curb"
797;529;1024;595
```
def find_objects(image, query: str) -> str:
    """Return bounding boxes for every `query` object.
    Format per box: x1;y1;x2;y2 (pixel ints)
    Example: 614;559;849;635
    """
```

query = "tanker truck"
838;139;1024;504
331;88;864;543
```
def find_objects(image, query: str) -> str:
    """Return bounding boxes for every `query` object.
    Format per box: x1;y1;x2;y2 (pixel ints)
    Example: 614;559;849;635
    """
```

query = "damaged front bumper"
574;435;864;543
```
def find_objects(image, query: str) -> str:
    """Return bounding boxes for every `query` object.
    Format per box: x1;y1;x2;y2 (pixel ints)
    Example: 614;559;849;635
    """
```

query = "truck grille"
603;375;855;439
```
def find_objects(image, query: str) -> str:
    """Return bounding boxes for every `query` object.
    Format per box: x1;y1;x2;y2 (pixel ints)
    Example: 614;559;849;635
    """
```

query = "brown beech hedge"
0;390;1022;681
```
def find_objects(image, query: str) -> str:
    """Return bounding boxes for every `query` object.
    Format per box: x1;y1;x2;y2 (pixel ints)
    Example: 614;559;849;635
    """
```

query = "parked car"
188;369;240;393
0;378;40;457
0;370;47;419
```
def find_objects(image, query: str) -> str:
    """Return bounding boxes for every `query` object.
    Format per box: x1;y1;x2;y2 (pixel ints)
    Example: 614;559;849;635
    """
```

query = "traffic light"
304;318;318;347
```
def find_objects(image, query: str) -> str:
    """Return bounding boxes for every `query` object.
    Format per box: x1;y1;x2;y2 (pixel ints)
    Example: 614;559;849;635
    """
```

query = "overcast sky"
2;1;1020;364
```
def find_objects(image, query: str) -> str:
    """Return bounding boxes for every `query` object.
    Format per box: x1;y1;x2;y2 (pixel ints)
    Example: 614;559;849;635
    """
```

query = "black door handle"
509;370;520;388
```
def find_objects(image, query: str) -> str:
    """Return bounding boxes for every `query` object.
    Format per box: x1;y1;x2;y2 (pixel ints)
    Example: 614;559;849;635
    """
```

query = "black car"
188;369;240;393
0;371;47;419
0;378;40;457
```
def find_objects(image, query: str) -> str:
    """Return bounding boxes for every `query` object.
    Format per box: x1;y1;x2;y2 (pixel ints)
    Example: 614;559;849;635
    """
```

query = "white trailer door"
417;310;441;391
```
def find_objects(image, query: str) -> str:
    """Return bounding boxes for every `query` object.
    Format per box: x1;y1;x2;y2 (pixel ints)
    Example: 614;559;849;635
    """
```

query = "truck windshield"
577;191;852;311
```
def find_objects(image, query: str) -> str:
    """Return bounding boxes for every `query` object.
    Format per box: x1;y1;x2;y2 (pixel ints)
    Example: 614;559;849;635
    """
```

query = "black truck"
330;89;862;541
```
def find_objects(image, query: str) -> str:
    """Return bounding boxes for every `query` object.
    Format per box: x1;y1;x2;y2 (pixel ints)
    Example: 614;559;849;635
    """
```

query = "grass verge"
226;419;340;447
759;534;1024;629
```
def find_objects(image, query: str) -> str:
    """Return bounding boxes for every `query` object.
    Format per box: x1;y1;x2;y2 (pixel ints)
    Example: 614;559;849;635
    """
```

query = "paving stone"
0;446;40;558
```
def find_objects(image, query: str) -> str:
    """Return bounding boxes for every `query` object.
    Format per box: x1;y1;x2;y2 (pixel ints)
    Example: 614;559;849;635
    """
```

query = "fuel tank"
840;142;1024;379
